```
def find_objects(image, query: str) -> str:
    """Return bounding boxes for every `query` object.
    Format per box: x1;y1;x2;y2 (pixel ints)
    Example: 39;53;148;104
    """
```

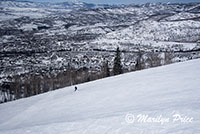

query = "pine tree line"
0;48;173;104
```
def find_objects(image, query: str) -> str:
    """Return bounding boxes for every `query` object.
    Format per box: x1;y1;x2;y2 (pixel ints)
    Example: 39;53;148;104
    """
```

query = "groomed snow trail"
0;59;200;134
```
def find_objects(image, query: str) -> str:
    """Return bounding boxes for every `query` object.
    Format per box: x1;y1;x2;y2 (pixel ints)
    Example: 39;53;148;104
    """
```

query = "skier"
74;86;78;92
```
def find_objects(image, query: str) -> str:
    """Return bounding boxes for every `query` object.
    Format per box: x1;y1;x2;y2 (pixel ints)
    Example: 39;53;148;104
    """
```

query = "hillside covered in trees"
1;1;200;103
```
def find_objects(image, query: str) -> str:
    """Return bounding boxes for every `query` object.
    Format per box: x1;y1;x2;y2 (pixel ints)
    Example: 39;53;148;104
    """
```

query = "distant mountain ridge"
0;0;98;9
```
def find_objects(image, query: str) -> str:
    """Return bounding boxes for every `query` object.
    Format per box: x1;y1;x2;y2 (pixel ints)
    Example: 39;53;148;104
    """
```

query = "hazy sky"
23;0;200;4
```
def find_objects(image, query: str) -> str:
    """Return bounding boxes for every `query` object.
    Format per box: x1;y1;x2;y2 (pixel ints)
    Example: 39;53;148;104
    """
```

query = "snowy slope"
93;19;200;51
0;0;96;21
0;59;200;134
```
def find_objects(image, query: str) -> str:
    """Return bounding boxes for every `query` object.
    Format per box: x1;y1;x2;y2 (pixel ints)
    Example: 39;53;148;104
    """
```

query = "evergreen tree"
103;60;110;77
113;47;123;75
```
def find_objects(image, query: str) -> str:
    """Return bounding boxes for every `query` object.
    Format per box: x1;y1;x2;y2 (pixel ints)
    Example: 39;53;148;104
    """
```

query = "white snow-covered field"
0;59;200;134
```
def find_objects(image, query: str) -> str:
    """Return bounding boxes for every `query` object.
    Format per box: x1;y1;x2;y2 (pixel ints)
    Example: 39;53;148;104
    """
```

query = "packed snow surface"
0;59;200;134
